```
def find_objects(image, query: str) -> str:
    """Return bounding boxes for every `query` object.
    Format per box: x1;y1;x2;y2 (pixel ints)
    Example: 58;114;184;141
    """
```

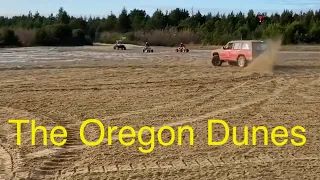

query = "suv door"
241;42;252;60
229;42;242;61
220;42;233;60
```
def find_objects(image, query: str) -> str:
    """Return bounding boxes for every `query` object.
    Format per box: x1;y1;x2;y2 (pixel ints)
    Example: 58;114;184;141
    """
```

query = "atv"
176;46;189;52
142;46;153;53
113;40;126;50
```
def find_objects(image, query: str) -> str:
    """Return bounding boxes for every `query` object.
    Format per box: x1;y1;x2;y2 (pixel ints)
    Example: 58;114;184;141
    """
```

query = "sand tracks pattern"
24;76;280;159
15;77;298;179
0;47;319;179
10;151;320;179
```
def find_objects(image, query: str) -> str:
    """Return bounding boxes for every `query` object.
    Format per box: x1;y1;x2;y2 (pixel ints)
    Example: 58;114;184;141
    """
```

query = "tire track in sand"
1;108;84;179
10;76;300;179
48;77;303;179
0;106;50;180
294;77;320;100
56;153;320;179
11;79;252;161
6;76;273;140
20;77;285;179
25;77;285;159
29;111;84;179
102;77;294;142
21;151;320;179
13;76;271;142
99;77;276;121
0;144;14;180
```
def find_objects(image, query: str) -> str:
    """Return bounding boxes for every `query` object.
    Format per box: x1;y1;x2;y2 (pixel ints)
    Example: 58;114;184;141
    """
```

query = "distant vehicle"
143;46;153;53
113;40;126;50
176;43;189;52
176;46;189;52
210;40;268;67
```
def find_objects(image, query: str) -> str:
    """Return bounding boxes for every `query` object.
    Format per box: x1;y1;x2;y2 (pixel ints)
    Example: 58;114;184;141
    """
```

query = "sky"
1;0;320;17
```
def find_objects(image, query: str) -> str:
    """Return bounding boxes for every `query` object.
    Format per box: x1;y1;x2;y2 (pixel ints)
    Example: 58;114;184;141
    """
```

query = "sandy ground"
0;44;319;180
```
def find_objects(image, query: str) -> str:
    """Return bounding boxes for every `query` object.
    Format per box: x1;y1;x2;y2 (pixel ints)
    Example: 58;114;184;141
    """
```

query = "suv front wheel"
212;55;222;66
237;55;247;68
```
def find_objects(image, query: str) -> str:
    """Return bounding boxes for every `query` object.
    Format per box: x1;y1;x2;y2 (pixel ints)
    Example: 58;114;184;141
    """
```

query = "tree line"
1;7;320;47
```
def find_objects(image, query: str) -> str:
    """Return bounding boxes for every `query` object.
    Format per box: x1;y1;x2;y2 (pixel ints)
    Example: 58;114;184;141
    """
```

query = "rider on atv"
179;42;186;48
145;41;149;48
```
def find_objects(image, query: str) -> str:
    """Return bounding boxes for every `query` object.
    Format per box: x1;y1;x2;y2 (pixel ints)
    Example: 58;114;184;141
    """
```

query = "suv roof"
227;40;264;43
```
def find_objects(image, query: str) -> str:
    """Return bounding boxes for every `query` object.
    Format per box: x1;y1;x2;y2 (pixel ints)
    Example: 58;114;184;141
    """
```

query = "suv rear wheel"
237;55;247;67
212;55;222;66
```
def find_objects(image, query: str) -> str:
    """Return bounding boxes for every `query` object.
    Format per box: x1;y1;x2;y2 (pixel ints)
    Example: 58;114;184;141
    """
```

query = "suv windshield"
252;42;268;51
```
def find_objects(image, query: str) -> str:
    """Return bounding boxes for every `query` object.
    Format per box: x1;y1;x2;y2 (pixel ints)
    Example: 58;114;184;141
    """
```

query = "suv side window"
225;43;233;49
241;43;250;50
233;43;242;50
